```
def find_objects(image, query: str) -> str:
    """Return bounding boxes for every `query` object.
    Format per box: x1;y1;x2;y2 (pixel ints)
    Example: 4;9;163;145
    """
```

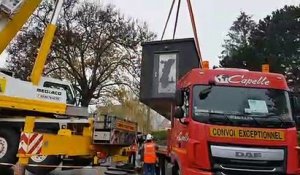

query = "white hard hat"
146;134;153;141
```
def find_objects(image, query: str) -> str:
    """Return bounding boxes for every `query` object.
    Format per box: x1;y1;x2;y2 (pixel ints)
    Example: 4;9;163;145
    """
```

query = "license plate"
209;126;285;141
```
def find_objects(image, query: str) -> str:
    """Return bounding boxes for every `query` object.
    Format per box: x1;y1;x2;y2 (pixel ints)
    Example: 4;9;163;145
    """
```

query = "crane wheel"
26;155;61;175
0;128;20;167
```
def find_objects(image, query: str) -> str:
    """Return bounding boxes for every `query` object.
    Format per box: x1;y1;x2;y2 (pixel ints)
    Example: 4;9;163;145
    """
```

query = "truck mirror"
174;107;184;119
175;89;184;106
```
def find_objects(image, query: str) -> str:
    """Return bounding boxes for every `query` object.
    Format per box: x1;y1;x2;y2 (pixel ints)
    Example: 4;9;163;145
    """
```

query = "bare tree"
7;0;156;106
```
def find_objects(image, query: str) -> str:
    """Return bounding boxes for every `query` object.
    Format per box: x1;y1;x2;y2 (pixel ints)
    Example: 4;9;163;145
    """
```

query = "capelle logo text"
214;74;270;86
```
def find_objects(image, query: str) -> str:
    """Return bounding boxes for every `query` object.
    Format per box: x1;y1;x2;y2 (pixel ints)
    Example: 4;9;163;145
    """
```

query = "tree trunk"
81;97;91;107
80;88;93;107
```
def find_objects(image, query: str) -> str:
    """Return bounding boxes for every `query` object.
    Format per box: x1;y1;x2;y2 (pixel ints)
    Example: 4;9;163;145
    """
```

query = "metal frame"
31;0;64;85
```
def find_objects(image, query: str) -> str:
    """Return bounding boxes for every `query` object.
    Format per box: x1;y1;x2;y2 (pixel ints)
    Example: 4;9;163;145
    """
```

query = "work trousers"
143;163;156;175
128;152;136;166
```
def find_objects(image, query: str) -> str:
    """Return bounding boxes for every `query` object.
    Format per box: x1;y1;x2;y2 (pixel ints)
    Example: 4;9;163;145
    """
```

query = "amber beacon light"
262;64;270;73
202;61;209;70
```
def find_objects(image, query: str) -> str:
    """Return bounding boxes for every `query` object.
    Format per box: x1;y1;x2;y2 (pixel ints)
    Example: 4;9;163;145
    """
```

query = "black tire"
0;167;13;175
0;128;20;167
26;155;61;175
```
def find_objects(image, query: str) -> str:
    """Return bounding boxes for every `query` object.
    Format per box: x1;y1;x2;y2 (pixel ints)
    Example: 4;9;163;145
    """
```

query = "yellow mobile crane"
0;0;72;114
0;1;137;174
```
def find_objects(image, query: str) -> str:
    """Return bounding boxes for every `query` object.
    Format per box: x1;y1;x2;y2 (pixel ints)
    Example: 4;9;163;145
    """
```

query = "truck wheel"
0;128;19;167
26;155;61;175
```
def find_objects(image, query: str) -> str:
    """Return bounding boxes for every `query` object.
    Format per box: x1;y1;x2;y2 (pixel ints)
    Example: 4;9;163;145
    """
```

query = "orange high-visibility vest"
144;142;157;163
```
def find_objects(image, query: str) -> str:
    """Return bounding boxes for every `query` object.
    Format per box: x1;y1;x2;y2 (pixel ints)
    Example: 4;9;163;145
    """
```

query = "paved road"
25;167;138;175
3;164;141;175
4;167;103;175
47;168;104;175
4;166;131;175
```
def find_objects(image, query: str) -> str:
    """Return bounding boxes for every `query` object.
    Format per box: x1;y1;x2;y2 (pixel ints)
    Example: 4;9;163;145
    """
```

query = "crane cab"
39;77;78;106
0;0;26;17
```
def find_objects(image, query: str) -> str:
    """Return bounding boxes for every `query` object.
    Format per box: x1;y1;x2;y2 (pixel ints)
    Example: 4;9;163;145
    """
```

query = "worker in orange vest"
140;134;158;175
128;141;138;166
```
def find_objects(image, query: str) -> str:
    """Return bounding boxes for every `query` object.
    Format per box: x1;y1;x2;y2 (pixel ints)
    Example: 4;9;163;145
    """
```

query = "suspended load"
140;38;200;119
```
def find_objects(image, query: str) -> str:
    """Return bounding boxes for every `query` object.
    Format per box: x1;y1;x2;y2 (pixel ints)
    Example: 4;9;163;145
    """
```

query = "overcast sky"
0;0;299;67
99;0;299;67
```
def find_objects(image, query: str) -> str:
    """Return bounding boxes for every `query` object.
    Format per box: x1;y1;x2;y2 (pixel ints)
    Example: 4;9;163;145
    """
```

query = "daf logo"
235;152;262;158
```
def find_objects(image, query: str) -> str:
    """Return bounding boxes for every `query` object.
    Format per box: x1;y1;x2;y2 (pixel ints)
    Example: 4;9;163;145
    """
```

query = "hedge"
151;130;168;145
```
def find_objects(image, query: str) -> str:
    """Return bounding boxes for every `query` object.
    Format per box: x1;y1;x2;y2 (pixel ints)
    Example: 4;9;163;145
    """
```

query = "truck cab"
139;38;300;175
172;68;299;175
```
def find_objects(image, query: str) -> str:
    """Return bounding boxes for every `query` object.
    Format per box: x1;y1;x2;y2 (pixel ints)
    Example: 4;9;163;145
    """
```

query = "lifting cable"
161;0;176;40
186;0;202;64
173;0;181;39
161;0;203;67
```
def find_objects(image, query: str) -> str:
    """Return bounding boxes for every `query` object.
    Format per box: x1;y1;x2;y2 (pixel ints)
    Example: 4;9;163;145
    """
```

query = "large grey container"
140;38;200;118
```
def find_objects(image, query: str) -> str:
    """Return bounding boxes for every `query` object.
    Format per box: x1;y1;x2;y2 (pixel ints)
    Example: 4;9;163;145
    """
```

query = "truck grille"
210;145;286;175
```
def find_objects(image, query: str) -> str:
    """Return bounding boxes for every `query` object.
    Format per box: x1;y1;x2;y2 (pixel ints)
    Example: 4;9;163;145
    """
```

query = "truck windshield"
193;85;294;128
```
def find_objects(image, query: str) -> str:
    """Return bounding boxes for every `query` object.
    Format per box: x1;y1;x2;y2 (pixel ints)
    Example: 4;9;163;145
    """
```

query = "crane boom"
0;0;42;54
0;0;63;85
30;0;63;85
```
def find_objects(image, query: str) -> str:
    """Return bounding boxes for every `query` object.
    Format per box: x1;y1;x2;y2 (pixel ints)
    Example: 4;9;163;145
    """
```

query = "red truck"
140;38;300;175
